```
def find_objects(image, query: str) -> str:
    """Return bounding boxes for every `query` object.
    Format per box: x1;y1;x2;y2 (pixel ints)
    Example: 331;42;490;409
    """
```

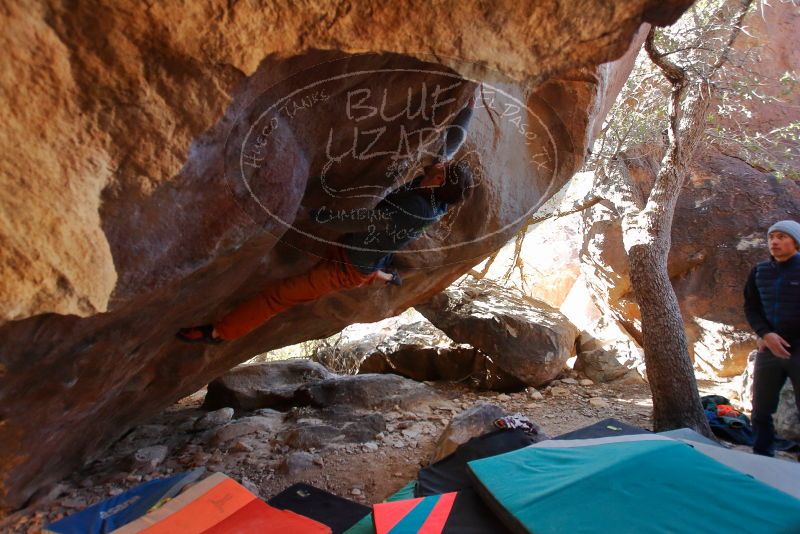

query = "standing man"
743;220;800;456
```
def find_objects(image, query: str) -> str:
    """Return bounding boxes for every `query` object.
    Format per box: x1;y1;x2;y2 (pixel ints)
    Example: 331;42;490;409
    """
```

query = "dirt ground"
0;374;785;533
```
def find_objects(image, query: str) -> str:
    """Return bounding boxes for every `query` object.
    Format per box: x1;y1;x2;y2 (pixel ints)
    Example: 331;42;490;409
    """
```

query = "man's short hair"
436;160;474;204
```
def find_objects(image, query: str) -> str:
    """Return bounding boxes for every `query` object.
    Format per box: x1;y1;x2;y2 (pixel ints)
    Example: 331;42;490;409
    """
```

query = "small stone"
132;445;169;471
230;440;254;453
240;476;260;497
296;417;324;426
526;388;544;401
190;451;211;466
42;482;69;503
550;379;562;386
561;378;578;385
126;474;143;483
402;429;421;440
496;394;511;401
550;387;569;398
589;398;610;408
351;488;363;496
108;487;123;496
210;414;285;447
363;441;379;452
194;407;235;431
60;497;88;509
579;379;594;386
280;451;315;475
313;456;324;466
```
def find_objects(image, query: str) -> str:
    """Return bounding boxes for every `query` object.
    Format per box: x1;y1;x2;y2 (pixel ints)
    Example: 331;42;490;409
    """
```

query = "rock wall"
0;1;691;512
470;26;649;308
483;0;800;380
581;0;800;377
582;148;800;377
713;1;800;171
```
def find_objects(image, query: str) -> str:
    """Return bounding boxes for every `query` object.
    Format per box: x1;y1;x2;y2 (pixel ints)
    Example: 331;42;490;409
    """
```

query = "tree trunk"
620;77;713;436
603;0;751;437
627;243;712;433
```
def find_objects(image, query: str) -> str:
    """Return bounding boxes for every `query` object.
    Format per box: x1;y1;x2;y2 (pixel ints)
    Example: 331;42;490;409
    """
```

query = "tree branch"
527;194;606;225
711;0;754;72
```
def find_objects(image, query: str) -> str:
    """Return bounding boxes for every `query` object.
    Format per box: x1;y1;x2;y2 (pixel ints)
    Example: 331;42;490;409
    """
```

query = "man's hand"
763;332;792;358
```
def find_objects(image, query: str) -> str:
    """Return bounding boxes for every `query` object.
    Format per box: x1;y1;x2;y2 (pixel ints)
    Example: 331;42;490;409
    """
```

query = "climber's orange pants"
213;246;378;340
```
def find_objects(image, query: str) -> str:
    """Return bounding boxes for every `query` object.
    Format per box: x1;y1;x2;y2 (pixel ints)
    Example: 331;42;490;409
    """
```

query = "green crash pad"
468;439;800;534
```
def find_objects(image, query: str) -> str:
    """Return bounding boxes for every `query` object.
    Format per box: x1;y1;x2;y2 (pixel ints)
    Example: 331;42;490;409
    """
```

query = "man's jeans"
751;347;800;456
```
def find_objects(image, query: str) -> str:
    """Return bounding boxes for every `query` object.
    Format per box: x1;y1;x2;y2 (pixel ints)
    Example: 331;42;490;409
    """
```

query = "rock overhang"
0;0;694;512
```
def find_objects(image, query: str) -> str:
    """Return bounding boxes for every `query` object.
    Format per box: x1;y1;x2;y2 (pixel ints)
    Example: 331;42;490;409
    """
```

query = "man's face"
768;230;799;261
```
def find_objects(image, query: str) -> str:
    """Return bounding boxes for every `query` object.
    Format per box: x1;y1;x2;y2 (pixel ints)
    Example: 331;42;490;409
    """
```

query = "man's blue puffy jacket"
744;252;800;344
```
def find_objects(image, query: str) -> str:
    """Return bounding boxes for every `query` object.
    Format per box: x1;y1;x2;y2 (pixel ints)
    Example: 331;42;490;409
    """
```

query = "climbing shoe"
176;324;223;345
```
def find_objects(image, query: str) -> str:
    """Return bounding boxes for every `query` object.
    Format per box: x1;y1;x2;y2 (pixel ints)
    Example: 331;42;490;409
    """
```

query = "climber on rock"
176;94;477;345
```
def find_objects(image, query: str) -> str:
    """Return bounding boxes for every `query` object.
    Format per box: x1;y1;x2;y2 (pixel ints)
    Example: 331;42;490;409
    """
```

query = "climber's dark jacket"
743;252;800;345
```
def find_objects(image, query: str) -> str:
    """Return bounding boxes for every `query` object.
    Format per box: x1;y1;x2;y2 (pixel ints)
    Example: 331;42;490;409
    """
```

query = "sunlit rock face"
0;0;691;512
581;0;800;378
581;149;800;378
484;1;800;381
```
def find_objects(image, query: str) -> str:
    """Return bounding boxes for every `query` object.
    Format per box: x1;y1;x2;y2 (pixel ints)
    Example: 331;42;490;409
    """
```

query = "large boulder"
0;1;692;511
581;149;800;379
574;315;646;384
299;374;445;412
574;348;645;384
738;351;800;441
417;281;579;387
203;360;335;411
775;384;800;442
429;403;548;462
337;314;525;391
580;1;800;379
430;403;508;463
208;412;286;448
467;2;800;383
280;409;387;450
